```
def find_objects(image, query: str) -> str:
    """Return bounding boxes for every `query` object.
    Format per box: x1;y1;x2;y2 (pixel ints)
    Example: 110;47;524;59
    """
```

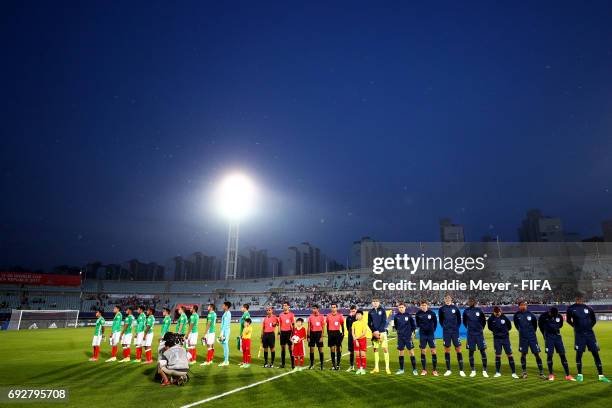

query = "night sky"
2;1;612;270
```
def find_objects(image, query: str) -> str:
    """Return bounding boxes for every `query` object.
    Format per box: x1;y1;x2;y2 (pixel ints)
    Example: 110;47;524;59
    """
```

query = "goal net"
7;309;79;330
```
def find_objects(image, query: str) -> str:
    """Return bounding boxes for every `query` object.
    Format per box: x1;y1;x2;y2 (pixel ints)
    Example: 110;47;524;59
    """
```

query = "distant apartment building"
165;256;194;281
603;220;612;242
84;261;103;280
351;237;388;269
322;256;345;273
267;257;282;278
188;252;216;280
518;209;565;242
286;246;301;276
440;218;465;242
235;254;249;280
285;242;324;275
120;259;164;281
84;262;123;280
245;248;268;279
165;252;217;281
298;242;315;275
351;237;374;269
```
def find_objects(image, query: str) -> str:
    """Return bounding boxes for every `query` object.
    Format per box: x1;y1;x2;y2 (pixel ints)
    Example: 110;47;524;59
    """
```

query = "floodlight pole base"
225;222;239;280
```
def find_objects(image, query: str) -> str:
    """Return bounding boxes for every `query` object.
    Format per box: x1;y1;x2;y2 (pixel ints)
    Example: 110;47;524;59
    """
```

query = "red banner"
0;272;81;287
174;303;202;312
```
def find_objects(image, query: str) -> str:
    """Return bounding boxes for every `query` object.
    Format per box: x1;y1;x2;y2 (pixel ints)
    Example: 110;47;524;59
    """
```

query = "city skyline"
5;209;612;276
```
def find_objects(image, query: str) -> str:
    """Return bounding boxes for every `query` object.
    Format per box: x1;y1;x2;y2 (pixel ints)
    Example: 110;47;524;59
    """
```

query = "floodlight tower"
215;173;256;280
225;222;239;280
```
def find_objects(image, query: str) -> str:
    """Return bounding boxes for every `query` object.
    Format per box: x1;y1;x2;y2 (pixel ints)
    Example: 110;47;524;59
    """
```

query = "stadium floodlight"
214;172;257;280
215;173;257;221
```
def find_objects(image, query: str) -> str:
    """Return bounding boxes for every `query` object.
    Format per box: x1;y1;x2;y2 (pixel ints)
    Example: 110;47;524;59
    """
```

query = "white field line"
180;336;397;408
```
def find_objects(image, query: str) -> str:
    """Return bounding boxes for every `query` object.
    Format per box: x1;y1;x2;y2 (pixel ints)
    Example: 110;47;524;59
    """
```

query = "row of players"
89;295;610;382
91;303;232;365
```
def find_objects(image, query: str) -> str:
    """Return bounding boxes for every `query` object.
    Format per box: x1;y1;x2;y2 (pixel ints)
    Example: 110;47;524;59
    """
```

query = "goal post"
7;309;80;330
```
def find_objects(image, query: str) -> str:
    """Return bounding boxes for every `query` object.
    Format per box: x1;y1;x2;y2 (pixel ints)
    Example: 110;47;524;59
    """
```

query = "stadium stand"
1;255;610;321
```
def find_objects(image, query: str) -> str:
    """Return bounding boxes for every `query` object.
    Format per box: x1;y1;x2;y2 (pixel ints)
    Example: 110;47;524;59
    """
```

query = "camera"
162;332;185;348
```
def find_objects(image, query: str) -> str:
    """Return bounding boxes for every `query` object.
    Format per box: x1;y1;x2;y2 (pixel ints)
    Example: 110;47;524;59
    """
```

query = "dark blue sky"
2;1;612;270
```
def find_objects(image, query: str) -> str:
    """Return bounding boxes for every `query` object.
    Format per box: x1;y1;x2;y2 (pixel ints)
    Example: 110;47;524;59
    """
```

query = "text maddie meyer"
372;279;552;292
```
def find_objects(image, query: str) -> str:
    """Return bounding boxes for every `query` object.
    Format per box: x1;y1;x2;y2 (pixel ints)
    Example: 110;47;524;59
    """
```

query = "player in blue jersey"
393;302;417;375
487;306;518;378
566;296;610;382
462;298;488;377
415;300;438;376
368;298;390;374
438;294;465;377
513;301;545;379
538;306;574;381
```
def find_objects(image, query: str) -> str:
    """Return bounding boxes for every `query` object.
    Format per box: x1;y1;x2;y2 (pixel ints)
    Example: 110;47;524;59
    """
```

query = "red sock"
111;346;117;357
362;356;366;369
92;347;96;358
95;346;100;359
145;349;152;361
136;347;142;360
300;356;304;366
207;349;213;362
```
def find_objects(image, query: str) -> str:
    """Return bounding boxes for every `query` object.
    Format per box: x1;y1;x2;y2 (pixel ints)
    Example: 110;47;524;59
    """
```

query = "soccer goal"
7;309;80;330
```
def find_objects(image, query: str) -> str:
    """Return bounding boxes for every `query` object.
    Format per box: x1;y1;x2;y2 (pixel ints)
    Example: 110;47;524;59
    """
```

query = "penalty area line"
180;336;396;407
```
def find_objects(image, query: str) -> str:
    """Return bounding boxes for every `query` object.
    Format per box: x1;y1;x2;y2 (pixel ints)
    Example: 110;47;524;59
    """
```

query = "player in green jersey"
157;308;173;360
90;309;105;361
142;307;156;364
238;304;251;366
201;304;217;366
187;305;199;364
160;307;172;337
106;305;123;362
134;305;146;362
176;306;188;335
120;307;135;362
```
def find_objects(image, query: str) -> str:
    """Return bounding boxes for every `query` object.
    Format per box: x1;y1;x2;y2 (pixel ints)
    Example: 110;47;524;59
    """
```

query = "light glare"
215;173;256;221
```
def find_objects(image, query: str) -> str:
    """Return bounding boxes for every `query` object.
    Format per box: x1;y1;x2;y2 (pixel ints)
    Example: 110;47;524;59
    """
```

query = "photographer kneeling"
158;332;190;386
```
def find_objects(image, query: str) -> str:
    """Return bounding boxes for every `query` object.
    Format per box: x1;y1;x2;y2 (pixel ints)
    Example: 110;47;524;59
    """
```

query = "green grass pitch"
0;322;610;408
